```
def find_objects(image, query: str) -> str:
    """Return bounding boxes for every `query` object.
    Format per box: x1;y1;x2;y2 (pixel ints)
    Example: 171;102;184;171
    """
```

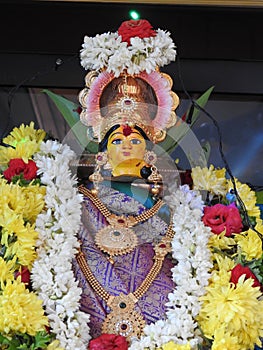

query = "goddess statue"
72;18;181;345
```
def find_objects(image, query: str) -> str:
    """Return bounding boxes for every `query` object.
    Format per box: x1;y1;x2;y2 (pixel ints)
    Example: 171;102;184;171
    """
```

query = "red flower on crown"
118;19;156;45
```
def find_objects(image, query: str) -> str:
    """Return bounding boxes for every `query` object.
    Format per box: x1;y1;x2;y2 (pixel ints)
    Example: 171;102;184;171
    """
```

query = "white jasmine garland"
129;185;212;349
31;141;211;350
31;140;91;350
80;29;176;77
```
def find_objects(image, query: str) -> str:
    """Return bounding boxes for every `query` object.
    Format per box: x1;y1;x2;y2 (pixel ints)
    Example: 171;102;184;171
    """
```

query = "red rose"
118;19;156;45
15;266;31;285
202;203;243;236
3;158;38;182
89;334;128;350
230;264;262;289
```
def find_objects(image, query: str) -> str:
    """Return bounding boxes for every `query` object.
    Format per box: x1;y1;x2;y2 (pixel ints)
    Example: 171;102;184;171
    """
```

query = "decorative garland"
31;140;91;350
0;124;263;350
80;19;176;77
129;185;212;349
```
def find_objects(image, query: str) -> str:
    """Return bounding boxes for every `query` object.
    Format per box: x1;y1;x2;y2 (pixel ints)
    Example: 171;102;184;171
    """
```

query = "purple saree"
72;185;175;339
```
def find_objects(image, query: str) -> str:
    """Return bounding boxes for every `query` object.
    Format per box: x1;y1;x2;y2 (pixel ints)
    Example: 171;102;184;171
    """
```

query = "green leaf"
0;334;20;350
157;86;214;155
202;141;211;161
34;331;52;348
256;191;263;205
42;89;98;153
17;345;29;350
0;331;51;350
189;85;215;127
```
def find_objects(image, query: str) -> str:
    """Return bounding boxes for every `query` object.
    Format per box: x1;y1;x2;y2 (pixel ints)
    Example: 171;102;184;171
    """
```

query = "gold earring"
144;150;162;197
89;152;108;195
143;150;157;165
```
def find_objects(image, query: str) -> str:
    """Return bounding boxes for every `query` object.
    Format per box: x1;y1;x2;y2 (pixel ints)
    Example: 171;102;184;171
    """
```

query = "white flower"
31;140;90;350
80;27;176;76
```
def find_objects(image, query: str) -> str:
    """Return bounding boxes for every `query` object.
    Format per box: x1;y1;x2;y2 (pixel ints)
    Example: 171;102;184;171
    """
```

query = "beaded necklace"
76;223;175;341
78;184;164;262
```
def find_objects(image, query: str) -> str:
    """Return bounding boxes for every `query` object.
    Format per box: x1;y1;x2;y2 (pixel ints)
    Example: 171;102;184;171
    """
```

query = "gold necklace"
76;224;175;341
78;184;164;260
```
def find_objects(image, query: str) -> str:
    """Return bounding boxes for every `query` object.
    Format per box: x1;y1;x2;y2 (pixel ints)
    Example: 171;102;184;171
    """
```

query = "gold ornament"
94;226;138;258
102;293;145;340
89;152;109;194
76;223;175;340
78;71;179;144
78;184;164;260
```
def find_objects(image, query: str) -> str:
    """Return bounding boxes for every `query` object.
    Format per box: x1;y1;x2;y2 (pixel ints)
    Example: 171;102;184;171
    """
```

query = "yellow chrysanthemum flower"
47;340;65;350
0;180;27;216
0;207;25;247
3;122;46;148
157;341;191;350
215;254;235;272
0;180;45;224
226;179;260;218
192;165;227;196
21;185;46;223
209;254;234;287
208;231;236;251
0;257;15;289
0;279;48;336
6;222;38;268
0;139;42;166
211;327;240;350
234;226;263;261
198;277;263;349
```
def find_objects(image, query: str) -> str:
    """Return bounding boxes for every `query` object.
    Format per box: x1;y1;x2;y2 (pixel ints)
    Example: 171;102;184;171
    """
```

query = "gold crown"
79;70;179;143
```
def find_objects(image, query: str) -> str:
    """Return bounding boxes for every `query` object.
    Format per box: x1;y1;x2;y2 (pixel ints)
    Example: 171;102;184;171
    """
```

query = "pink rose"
230;264;262;289
202;203;243;236
118;19;156;45
89;334;128;350
3;158;38;182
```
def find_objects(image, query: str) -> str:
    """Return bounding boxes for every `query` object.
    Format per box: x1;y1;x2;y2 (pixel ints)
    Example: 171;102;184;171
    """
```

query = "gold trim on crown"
79;70;179;143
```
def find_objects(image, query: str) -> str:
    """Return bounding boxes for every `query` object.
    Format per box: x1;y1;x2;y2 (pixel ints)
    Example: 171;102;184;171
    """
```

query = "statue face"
107;125;147;177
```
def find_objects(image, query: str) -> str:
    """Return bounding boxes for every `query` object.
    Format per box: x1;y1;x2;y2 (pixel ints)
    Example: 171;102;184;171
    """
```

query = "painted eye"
112;139;122;145
130;138;142;145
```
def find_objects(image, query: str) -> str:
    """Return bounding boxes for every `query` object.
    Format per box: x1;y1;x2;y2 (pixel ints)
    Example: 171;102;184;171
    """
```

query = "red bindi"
122;125;132;136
